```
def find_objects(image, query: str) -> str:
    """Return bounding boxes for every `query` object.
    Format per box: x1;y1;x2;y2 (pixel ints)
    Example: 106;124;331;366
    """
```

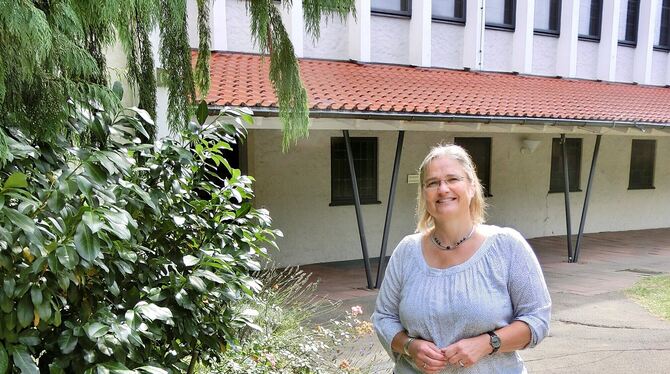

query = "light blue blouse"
371;225;551;373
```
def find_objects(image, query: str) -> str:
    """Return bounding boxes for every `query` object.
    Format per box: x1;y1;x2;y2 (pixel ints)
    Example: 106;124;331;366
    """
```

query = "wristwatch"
487;331;501;354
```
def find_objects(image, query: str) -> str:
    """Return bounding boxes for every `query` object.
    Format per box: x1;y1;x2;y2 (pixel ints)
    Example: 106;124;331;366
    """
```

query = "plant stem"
187;347;200;374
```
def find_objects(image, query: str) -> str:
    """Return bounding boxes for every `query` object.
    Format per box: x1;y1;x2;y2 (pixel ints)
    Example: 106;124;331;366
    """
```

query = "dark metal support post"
375;131;405;289
561;134;574;263
574;135;601;263
343;130;374;289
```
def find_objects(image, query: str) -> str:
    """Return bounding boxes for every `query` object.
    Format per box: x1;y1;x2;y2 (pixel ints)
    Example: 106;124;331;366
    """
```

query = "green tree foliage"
0;0;355;152
0;0;209;142
0;96;279;372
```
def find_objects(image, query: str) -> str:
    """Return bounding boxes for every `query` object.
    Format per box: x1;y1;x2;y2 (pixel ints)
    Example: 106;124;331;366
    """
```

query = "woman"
371;144;551;373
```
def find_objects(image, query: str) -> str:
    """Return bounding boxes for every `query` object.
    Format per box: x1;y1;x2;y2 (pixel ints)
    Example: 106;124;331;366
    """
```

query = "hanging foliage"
247;0;355;151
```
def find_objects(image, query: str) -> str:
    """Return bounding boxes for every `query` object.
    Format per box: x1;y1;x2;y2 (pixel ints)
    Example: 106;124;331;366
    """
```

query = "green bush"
0;97;279;373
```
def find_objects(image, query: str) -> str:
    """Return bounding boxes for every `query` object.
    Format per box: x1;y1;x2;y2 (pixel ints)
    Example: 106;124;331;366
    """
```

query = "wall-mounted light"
521;139;541;154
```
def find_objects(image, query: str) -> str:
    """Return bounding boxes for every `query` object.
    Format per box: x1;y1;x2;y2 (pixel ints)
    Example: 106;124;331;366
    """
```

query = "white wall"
248;129;670;266
431;22;465;69
576;40;599;79
303;17;349;60
532;35;559;76
370;15;410;65
226;0;259;53
616;46;635;83
651;51;669;85
209;0;670;86
484;30;514;72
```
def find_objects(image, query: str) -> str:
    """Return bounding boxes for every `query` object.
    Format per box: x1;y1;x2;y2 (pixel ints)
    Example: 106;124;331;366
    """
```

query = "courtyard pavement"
301;228;670;373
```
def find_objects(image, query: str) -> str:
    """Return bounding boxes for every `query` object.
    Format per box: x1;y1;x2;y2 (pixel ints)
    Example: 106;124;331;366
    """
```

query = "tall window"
433;0;465;23
486;0;516;29
549;138;582;192
535;0;561;34
619;0;640;44
372;0;411;16
454;137;492;196
656;0;670;49
330;137;379;205
628;139;656;189
579;0;602;39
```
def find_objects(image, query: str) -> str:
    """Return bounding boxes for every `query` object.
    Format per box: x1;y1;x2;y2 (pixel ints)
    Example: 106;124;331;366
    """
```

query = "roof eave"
208;105;670;130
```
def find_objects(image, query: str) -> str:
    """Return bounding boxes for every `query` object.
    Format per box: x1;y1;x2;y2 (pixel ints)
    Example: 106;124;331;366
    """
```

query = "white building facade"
154;0;670;268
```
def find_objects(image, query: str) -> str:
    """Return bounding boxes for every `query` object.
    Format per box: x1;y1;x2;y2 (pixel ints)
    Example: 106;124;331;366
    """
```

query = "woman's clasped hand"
405;335;492;373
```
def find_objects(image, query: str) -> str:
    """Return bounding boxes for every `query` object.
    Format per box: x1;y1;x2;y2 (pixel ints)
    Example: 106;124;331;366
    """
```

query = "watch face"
491;335;501;348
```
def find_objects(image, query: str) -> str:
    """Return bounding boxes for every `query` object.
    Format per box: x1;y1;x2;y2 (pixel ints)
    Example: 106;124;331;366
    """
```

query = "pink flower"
351;305;363;316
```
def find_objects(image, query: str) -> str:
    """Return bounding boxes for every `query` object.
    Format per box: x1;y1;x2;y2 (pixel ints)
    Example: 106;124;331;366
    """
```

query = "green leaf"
188;276;206;292
76;175;92;197
18;329;41;346
196;100;209;125
82;211;104;233
183;255;199;267
83;162;107;185
102;210;131;240
30;287;42;306
3;278;15;298
0;342;8;374
85;322;109;339
57;331;78;354
8;345;38;374
194;269;225;284
74;223;100;262
136;366;168;374
17;295;33;328
235;203;252;218
2;208;36;235
172;215;185;226
135;302;173;323
56;246;78;270
4;172;28;189
35;299;52;322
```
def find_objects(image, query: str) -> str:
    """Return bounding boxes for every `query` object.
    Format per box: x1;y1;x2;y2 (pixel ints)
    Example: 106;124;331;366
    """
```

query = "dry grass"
626;275;670;320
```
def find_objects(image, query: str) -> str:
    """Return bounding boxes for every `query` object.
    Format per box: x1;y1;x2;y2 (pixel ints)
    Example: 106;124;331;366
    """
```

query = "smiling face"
422;155;475;223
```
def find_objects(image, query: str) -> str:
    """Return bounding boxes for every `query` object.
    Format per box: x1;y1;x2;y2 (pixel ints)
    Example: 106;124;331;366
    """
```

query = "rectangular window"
486;0;516;29
432;0;465;22
618;0;640;44
454;137;492;197
372;0;411;16
549;138;582;192
656;0;670;48
330;137;379;205
534;0;561;34
578;0;602;39
628;139;656;189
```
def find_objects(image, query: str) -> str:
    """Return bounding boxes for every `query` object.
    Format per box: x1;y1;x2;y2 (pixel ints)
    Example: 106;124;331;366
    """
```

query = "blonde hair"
416;144;487;233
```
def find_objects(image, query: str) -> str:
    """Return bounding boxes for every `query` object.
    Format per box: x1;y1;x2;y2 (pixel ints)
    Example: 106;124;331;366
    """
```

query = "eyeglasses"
423;176;465;190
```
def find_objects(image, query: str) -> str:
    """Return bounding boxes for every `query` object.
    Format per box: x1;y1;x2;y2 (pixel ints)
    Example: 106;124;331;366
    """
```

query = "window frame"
534;0;562;36
618;0;640;46
655;0;670;50
485;0;517;31
330;137;380;206
549;138;582;193
371;0;412;17
628;139;656;190
432;0;466;24
454;137;493;197
578;0;603;41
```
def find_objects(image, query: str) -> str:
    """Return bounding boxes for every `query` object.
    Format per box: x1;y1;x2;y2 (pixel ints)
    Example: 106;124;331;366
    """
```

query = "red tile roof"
205;52;670;124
